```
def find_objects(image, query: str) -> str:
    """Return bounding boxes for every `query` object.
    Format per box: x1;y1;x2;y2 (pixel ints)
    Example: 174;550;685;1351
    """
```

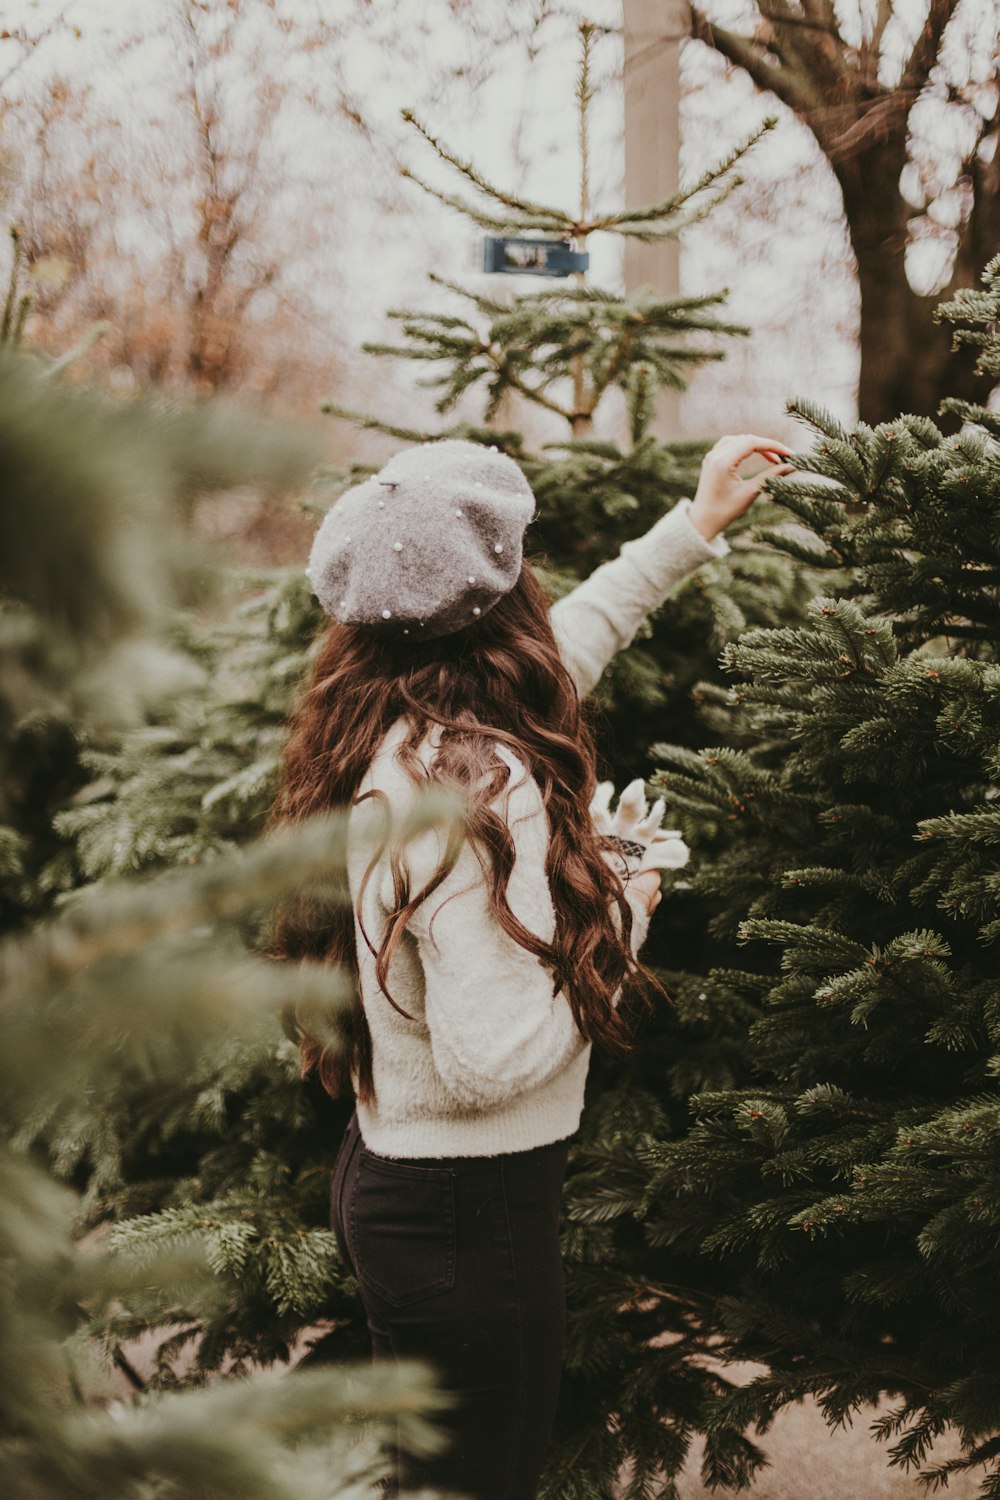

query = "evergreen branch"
319;400;456;445
11;291;31;346
0;356;322;650
576;21;596;223
938;400;1000;438
497;282;629;309
650;176;752;239
754;533;844;569
626;1277;720;1313
1;224;24;343
594;118;776;233
785;396;853;443
1;795;456;999
400;164;573;232
401;108;573;223
423;270;515;316
109;1339;149;1393
492;360;575;420
40;320;111;380
362;335;479;364
59;1361;450;1499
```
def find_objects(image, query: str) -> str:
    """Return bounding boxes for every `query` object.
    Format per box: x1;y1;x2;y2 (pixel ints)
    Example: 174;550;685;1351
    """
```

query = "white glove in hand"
589;778;690;876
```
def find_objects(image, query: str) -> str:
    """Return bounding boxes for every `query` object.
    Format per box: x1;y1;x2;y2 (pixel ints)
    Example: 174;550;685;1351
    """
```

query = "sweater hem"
354;1096;586;1159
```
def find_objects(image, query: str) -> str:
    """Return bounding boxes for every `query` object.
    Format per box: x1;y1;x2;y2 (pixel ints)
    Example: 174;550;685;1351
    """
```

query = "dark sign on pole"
483;236;590;278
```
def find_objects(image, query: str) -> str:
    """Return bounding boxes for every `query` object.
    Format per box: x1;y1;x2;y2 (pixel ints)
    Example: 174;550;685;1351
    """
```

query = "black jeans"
329;1110;570;1500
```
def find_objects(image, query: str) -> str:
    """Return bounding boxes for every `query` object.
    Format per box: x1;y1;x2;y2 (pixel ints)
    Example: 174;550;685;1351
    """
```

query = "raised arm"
549;497;730;698
548;434;798;697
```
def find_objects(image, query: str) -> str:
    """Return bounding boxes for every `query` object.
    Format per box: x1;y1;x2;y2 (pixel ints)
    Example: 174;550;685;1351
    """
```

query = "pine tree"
0;338;451;1496
37;21;825;1494
564;254;1000;1494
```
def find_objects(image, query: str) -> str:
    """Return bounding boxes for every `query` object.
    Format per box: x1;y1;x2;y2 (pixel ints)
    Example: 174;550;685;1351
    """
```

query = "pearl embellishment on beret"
307;437;536;636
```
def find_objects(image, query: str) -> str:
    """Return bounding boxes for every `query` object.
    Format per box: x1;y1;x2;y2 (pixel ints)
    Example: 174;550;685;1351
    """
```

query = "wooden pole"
622;0;686;440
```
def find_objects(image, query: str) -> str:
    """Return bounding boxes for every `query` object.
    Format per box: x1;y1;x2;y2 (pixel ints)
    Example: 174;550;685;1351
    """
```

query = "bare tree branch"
757;6;848;96
901;0;963;93
757;9;840;36
688;6;813;114
0;3;82;90
799;0;840;22
870;0;895;56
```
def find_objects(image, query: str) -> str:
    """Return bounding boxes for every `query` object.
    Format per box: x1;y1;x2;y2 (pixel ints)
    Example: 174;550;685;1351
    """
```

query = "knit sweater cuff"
618;496;730;581
625;889;652;953
612;875;652;955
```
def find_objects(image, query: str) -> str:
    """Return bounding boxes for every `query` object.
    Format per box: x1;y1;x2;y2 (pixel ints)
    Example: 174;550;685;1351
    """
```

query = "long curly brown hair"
266;558;662;1102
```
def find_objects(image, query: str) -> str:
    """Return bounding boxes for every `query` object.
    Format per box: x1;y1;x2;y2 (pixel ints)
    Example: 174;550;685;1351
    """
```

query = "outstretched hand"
687;433;796;544
628;867;663;919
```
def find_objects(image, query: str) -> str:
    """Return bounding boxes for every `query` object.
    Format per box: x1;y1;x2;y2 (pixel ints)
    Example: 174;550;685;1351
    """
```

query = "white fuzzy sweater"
346;497;730;1157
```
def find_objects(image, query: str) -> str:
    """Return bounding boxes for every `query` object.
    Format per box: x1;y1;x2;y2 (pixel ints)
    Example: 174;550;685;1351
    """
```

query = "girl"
269;433;794;1500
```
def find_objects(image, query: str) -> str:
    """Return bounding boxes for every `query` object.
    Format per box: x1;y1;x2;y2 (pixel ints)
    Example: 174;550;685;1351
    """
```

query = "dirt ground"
102;1333;982;1498
675;1393;979;1499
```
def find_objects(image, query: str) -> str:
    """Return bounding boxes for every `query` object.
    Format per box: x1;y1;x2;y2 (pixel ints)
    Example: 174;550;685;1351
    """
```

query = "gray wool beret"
306;438;536;639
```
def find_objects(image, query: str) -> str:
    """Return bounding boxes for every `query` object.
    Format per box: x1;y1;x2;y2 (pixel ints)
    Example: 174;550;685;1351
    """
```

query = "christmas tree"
564;254;1000;1494
0;336;452;1496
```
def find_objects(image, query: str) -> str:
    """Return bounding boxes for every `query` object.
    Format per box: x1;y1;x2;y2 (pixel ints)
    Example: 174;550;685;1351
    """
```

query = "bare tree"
1;0;361;410
176;0;284;394
686;0;999;422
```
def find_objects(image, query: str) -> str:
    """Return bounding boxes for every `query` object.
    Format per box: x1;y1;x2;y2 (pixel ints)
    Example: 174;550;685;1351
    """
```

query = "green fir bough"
564;254;1000;1495
0;344;449;1497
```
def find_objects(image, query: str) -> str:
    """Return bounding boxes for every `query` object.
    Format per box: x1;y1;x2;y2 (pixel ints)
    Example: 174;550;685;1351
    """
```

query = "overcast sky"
0;0;996;447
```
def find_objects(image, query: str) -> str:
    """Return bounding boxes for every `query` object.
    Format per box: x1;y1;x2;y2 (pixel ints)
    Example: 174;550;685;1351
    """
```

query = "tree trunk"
839;149;985;429
687;5;997;429
952;121;1000;305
